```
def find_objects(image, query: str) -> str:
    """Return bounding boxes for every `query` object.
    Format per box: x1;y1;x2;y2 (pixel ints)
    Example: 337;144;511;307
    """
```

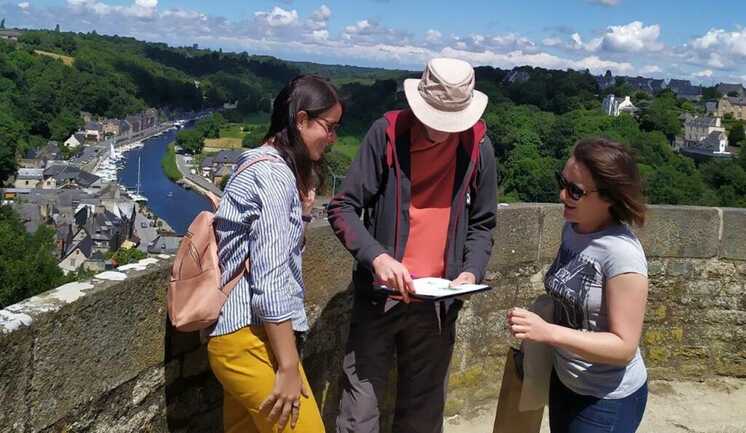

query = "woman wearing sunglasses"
508;138;649;433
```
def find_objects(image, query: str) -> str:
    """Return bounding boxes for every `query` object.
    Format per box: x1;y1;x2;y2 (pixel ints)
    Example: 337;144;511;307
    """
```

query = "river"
118;127;211;234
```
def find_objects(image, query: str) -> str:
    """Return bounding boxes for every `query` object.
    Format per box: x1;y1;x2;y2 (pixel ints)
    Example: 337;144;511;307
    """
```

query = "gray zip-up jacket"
327;109;497;299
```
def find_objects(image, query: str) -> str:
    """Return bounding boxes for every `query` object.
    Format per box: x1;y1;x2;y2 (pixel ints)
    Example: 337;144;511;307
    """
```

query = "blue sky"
3;0;746;84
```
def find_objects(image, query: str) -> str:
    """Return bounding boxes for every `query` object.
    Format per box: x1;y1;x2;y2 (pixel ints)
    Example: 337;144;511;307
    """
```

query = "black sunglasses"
555;171;597;201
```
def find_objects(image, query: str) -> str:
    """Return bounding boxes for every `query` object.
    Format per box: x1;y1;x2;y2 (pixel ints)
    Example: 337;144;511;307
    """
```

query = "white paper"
412;277;489;298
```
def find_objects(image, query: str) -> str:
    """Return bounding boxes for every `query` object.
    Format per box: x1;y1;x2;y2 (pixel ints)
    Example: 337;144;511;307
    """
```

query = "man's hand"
372;253;415;303
450;272;476;287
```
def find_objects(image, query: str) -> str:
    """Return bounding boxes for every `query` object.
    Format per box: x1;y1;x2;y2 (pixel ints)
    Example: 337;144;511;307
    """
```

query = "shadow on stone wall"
302;284;400;433
163;322;223;433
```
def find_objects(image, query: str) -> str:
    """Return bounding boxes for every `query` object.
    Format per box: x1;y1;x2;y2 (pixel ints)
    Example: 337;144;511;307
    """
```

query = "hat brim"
403;78;488;133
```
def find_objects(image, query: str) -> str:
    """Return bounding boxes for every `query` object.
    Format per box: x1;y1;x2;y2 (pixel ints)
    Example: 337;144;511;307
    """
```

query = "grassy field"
34;50;74;66
161;143;183;181
333;135;361;159
204;137;243;150
219;124;246;139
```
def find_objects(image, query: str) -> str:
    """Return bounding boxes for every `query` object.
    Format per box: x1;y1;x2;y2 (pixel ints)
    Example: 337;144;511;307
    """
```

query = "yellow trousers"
207;326;325;433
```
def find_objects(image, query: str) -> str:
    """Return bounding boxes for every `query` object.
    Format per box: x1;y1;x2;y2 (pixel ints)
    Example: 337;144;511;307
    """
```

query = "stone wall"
1;204;745;432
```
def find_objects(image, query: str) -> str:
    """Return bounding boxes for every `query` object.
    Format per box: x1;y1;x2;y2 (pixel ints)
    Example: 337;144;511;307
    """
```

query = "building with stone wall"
1;204;745;433
707;96;746;121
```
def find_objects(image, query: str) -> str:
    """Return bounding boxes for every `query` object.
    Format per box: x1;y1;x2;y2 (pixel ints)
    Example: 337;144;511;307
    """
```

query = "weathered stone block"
0;327;33;433
490;205;541;269
721;208;746;261
302;224;354;312
633;205;720;258
538;204;564;261
28;261;171;431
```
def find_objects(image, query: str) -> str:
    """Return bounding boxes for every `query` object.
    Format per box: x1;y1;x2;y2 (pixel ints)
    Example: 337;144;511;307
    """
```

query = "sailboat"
129;150;148;203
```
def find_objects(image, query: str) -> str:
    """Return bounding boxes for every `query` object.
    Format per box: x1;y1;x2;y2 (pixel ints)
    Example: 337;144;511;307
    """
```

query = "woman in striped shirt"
207;75;343;433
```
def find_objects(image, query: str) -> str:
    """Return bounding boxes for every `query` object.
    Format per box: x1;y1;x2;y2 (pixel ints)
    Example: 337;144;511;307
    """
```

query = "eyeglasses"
555;171;597;201
313;117;341;137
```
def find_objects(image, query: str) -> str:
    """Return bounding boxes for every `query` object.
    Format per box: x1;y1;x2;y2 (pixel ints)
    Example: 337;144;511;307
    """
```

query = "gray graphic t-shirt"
544;222;648;399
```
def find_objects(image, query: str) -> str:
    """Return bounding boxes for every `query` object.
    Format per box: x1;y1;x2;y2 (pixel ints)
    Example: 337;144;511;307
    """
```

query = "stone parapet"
1;204;744;432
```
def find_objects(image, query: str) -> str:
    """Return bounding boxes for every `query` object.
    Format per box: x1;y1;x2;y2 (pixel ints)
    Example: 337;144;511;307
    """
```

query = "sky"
3;0;746;85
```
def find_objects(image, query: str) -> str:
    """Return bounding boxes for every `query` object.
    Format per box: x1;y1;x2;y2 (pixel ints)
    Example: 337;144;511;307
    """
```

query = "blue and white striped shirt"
209;145;308;336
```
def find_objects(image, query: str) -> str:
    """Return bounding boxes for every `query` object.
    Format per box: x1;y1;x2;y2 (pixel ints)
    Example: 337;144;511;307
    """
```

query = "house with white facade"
65;133;83;149
602;95;639;117
679;115;731;158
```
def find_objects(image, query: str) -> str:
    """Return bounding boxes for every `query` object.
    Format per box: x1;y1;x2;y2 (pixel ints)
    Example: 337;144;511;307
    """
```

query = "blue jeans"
549;370;648;433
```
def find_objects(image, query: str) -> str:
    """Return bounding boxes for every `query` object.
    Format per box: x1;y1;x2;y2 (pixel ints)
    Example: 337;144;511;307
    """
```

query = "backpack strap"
221;260;251;296
219;154;283;296
232;155;282;182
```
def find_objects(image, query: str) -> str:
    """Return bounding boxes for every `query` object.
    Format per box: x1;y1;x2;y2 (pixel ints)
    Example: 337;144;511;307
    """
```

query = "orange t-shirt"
401;123;458;278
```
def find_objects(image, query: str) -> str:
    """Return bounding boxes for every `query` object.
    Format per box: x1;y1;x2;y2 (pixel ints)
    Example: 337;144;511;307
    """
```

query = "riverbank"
160;143;182;181
118;129;211;234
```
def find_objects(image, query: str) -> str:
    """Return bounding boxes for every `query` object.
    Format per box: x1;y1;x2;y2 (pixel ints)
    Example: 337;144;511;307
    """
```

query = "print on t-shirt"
544;245;603;331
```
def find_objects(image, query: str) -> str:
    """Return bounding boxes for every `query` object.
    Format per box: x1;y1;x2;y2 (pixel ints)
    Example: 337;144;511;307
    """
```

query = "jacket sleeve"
327;118;388;270
463;136;498;282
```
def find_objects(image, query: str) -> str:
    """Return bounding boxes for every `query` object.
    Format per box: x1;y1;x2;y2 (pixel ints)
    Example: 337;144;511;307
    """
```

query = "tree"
702;87;722;100
639;91;682;139
501;130;561;203
0;206;68;309
55;24;60;33
176;129;204;155
729;122;745;146
0;110;23;184
109;247;146;266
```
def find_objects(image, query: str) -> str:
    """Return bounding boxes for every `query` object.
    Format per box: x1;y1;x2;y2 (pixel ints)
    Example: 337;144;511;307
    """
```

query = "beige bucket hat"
404;57;488;133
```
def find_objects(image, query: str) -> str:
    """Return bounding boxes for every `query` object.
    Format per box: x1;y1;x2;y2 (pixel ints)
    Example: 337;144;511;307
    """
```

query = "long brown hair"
264;75;343;196
572;138;647;227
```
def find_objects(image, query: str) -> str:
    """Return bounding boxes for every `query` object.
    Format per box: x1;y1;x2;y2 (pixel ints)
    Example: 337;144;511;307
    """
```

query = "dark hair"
264;75;343;196
572;138;647;227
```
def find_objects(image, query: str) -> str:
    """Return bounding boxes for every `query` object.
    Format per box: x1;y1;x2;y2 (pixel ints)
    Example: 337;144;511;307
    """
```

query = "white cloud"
341;18;413;46
311;4;331;22
694;69;713;78
425;29;442;43
542;37;562;47
344;19;372;35
692;28;746;58
641;65;662;74
588;0;621;5
66;0;158;18
601;21;663;52
254;6;298;28
17;2;30;9
563;22;663;53
570;32;603;52
311;29;329;41
308;4;331;30
160;9;205;21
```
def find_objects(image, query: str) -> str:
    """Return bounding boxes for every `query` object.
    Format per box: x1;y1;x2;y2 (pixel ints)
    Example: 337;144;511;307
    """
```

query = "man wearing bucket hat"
327;58;497;432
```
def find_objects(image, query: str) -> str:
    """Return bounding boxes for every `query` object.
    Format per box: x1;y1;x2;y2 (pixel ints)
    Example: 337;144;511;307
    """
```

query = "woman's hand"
258;364;309;431
507;307;554;344
372;253;415;303
302;188;316;218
